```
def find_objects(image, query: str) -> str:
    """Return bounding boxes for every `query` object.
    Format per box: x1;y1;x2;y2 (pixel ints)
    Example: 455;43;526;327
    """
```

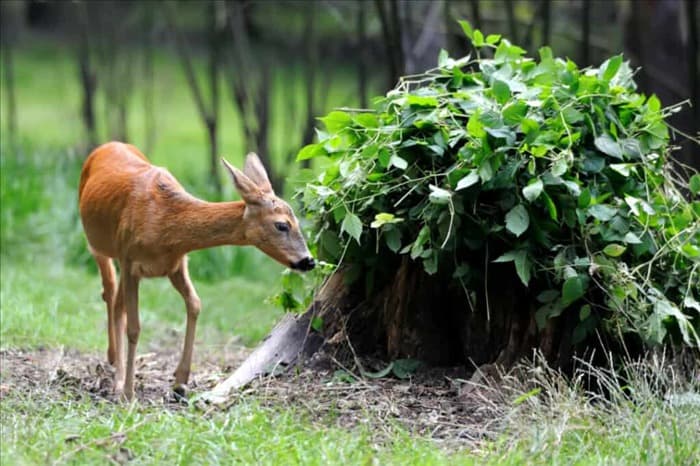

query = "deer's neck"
168;199;248;254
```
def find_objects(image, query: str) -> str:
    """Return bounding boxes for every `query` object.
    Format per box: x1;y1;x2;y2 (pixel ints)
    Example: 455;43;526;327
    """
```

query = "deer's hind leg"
94;253;118;365
168;256;201;395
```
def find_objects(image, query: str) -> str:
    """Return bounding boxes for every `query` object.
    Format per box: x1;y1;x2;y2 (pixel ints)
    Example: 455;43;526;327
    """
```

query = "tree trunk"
142;3;156;154
541;0;551;47
300;1;318;169
375;0;403;89
580;0;591;66
623;0;698;172
685;0;698;125
470;0;481;30
165;0;223;194
208;0;223;196
399;0;446;75
308;254;589;374
505;0;518;44
1;27;18;143
357;6;368;109
76;1;97;148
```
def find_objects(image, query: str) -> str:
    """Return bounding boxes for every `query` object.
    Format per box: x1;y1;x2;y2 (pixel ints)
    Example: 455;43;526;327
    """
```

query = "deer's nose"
292;256;316;272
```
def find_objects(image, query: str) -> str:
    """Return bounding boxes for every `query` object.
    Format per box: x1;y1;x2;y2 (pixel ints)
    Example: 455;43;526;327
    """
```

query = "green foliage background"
296;23;700;349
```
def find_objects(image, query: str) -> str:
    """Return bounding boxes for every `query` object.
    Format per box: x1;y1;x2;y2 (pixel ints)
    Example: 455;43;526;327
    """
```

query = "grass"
0;396;469;466
1;351;698;465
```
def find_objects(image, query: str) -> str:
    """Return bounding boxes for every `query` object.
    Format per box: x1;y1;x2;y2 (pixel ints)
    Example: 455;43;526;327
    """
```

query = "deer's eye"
275;222;290;233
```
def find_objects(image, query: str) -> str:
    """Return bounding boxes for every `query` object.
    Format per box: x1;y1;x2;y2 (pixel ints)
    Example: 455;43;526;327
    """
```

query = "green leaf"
429;185;452;205
458;20;474;40
392;359;422;379
601;55;623;82
578;188;592;208
296;143;325;161
384;229;401;253
371;213;403;228
551;158;568;177
378;148;391;168
594;134;623;159
467;114;486;138
438;48;449;67
589;204;617;221
561;107;584;124
320;111;353;133
541;191;558;221
311;316;324;332
390;155;408;170
320;230;342;258
522;178;544;202
492;80;511;104
610;163;633;176
690;174;700;195
493;249;534;286
406;94;439;107
423;253;438;275
537;290;560;303
562;275;587;307
332;205;346;223
513;251;532;286
623;232;642;244
473;30;484;47
486;34;502;45
505;204;530;237
341;212;363;243
456;171;480;190
579;304;591;321
603;243;626;257
503;101;528;125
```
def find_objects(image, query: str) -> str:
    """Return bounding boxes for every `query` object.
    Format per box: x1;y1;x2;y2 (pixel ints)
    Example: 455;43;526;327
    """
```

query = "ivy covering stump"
292;23;699;370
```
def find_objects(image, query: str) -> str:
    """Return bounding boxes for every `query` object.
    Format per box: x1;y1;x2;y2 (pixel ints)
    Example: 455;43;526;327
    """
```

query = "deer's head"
222;154;315;272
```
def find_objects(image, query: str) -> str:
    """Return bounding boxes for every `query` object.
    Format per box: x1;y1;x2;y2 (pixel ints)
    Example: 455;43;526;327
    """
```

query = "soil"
0;338;509;449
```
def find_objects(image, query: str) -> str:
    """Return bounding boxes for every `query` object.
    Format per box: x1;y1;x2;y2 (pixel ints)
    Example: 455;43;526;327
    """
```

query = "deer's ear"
243;153;273;194
222;158;263;204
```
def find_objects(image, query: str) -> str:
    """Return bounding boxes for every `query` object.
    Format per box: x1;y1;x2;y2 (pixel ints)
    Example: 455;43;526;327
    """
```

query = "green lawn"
1;39;698;466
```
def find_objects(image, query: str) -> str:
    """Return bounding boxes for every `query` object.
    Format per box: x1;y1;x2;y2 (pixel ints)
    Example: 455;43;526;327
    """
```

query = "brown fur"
79;141;311;400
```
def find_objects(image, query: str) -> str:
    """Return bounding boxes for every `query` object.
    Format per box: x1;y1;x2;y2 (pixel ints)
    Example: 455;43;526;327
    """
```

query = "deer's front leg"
168;257;201;396
122;263;141;401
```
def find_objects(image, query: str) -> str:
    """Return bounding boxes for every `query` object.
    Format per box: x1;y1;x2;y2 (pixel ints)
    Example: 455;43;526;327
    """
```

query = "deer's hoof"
171;384;189;403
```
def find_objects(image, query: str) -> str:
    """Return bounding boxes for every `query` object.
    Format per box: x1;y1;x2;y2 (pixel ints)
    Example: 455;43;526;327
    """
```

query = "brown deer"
78;142;315;400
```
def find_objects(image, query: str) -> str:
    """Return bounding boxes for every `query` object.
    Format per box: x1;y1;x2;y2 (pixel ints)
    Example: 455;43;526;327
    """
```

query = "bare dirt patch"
1;340;507;448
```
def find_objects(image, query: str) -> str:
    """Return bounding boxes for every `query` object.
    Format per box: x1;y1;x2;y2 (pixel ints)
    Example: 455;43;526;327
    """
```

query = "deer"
78;141;315;401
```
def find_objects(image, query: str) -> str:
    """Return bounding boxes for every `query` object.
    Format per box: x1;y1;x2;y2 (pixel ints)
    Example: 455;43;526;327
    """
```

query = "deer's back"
79;142;186;261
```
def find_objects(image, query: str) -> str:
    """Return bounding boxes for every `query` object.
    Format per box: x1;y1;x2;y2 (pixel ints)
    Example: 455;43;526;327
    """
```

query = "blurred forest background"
1;0;697;189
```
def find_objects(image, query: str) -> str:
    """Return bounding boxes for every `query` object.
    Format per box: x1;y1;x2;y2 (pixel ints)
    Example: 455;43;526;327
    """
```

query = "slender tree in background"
580;0;591;66
301;0;319;152
75;1;98;148
165;1;223;195
623;0;698;171
141;2;157;154
224;0;285;192
96;0;133;142
400;1;445;74
541;0;551;47
469;0;481;30
685;0;698;125
505;0;518;44
0;1;19;144
375;0;404;89
356;5;369;108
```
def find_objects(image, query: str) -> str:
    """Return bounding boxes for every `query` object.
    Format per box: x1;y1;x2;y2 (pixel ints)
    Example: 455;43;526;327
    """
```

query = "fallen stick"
200;308;321;404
